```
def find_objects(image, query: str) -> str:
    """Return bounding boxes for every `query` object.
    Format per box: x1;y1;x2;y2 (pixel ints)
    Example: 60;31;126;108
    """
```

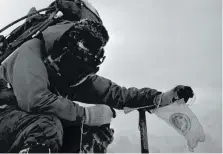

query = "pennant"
153;99;205;152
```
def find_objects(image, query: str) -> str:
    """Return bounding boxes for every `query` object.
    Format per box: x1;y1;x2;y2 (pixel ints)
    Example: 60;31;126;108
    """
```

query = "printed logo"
169;113;191;136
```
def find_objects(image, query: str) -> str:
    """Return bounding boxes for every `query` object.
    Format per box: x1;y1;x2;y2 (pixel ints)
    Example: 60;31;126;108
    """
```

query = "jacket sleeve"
11;39;85;123
70;75;162;110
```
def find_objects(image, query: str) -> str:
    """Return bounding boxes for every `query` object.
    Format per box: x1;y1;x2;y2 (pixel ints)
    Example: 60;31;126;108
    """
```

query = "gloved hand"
154;85;194;108
84;105;116;126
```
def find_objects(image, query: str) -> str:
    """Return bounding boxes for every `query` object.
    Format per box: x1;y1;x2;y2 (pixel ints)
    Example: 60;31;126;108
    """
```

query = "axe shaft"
138;110;149;153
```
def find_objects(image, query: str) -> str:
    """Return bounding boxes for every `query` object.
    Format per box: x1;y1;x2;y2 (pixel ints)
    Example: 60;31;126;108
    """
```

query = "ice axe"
124;106;150;153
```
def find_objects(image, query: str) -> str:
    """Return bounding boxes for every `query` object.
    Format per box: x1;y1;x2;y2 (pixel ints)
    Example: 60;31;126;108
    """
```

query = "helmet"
81;0;102;23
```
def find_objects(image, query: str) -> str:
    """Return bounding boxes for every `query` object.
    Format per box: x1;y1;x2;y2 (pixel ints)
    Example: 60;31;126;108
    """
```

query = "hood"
42;21;75;54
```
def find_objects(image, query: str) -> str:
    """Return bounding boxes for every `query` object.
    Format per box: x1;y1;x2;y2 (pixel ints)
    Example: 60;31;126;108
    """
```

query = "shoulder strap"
0;10;63;65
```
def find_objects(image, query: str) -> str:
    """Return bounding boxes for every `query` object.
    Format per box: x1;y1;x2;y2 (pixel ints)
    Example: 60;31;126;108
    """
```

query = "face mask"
54;47;100;86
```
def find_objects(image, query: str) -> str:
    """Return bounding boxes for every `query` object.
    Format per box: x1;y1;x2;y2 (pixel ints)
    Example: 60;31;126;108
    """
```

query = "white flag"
153;99;205;152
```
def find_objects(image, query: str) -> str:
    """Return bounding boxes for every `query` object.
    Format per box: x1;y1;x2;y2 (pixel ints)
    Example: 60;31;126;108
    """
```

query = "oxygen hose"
0;7;54;34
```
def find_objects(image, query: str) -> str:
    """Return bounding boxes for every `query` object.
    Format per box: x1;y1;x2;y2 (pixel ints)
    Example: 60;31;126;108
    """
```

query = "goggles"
59;38;106;68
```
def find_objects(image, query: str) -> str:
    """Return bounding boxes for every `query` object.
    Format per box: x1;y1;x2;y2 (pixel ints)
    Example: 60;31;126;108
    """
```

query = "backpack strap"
0;10;63;65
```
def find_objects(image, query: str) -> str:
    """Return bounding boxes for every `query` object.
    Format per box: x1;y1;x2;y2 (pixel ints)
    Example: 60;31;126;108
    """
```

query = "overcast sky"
0;0;221;92
94;0;222;91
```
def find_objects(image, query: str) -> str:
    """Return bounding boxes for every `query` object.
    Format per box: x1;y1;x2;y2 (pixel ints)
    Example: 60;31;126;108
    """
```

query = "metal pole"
138;110;149;153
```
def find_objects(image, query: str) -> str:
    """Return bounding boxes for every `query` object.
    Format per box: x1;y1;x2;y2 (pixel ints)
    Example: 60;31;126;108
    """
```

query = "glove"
154;85;194;108
84;105;116;126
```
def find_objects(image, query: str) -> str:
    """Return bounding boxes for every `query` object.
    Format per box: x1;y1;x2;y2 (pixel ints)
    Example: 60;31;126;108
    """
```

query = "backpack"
0;0;102;65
